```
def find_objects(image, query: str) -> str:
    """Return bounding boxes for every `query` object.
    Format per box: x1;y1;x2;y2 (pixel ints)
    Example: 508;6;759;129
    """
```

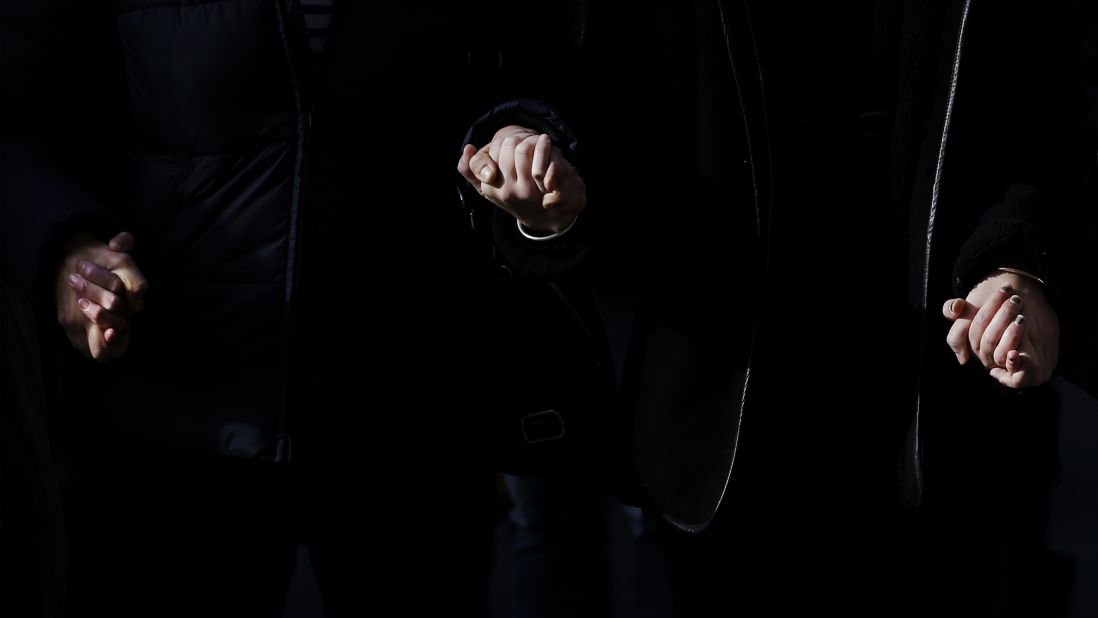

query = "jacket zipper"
273;0;309;462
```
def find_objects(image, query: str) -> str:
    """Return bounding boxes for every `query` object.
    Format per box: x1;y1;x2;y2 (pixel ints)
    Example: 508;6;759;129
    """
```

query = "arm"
938;1;1088;389
2;0;145;360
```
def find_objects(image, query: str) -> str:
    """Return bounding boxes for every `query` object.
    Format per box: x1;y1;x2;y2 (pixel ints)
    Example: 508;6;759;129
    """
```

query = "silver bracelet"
997;267;1046;286
516;215;578;242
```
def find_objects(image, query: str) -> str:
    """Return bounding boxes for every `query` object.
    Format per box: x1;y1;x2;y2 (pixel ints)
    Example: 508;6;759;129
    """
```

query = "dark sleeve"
1;0;121;299
951;183;1068;305
948;1;1089;310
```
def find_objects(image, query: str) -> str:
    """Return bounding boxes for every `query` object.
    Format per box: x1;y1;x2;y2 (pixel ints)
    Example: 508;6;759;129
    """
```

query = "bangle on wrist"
996;267;1046;286
517;215;578;242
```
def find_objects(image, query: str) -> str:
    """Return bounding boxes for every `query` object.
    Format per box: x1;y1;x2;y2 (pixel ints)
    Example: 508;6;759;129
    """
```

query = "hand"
942;271;1059;388
457;125;586;234
55;231;148;361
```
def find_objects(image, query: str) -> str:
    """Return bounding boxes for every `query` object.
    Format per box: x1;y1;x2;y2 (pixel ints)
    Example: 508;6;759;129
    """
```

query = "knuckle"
980;332;995;351
100;294;119;313
945;330;962;350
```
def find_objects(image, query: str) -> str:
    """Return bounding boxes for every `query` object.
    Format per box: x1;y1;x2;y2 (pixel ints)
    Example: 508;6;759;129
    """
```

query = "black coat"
555;0;1090;535
1;0;581;464
503;1;1090;613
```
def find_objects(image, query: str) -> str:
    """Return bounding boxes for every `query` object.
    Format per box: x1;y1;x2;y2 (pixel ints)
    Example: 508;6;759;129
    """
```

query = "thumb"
942;298;976;322
470;149;500;186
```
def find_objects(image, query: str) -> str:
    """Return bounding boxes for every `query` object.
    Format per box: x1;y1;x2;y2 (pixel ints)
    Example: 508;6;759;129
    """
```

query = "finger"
469;146;500;187
942;298;977;322
542;184;583;220
544;159;560;195
1005;348;1023;375
86;323;126;362
993;314;1025;367
978;295;1022;367
489;128;537;162
946;318;972;364
78;260;126;296
543;187;566;209
108;231;135;253
102;322;131;347
457;144;481;188
969;284;1014;359
513;135;540;196
543;150;573;194
76;297;129;333
68;273;127;315
103;253;149;313
531;134;551;193
497;136;519;183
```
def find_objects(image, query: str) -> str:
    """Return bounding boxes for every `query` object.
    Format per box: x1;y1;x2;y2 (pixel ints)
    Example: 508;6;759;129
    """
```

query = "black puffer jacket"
1;0;582;463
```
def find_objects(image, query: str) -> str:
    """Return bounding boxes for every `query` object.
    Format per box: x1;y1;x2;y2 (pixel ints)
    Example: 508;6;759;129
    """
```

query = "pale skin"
56;231;148;361
942;270;1059;389
457;125;586;234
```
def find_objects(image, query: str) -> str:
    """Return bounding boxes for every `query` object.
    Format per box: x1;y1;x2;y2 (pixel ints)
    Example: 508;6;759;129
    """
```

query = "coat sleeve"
2;0;121;300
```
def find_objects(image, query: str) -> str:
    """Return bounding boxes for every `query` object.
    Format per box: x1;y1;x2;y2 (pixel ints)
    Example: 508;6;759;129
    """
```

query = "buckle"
521;409;565;444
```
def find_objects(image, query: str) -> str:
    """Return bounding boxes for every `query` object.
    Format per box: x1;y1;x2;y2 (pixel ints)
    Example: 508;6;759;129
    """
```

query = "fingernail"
479;165;492;181
948;300;958;314
68;274;81;287
78;298;91;311
1000;284;1012;293
1015;314;1025;325
1009;295;1021;305
104;328;115;342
